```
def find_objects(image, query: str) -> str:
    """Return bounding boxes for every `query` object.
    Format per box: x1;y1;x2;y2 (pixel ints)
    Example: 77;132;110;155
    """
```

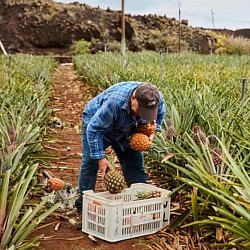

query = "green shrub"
71;39;91;55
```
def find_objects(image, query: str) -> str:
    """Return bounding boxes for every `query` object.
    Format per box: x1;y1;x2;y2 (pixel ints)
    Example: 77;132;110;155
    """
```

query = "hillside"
0;0;248;55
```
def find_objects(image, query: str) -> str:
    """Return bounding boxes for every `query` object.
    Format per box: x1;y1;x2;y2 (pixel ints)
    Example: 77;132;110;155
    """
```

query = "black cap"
135;83;160;121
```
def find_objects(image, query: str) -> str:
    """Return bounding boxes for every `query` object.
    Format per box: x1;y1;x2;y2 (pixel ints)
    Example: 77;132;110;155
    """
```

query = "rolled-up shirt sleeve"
86;101;118;160
156;94;166;131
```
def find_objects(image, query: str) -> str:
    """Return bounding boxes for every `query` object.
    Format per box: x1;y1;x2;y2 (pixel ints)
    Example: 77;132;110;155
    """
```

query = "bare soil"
30;63;151;250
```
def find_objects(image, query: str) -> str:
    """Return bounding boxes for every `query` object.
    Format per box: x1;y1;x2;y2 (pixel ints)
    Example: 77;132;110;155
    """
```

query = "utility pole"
121;0;126;57
178;1;181;53
0;40;8;56
211;9;215;29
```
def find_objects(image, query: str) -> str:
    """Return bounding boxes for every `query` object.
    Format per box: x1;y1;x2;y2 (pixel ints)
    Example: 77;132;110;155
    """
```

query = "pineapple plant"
165;119;178;142
135;190;162;200
130;133;151;151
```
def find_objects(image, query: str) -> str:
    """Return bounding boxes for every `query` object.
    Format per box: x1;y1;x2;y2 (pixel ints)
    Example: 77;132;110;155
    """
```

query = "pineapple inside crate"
82;183;171;242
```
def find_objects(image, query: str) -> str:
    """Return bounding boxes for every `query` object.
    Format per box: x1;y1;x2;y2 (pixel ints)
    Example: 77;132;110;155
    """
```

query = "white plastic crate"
82;183;171;242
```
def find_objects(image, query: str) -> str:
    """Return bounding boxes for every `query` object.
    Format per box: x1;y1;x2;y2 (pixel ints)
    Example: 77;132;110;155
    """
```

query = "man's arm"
86;101;118;178
86;101;118;159
156;93;166;131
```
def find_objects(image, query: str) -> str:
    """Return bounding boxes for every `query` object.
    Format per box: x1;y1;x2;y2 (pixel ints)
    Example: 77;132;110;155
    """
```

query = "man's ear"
131;94;135;101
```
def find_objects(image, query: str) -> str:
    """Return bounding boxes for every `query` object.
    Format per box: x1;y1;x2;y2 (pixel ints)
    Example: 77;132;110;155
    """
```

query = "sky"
56;0;250;30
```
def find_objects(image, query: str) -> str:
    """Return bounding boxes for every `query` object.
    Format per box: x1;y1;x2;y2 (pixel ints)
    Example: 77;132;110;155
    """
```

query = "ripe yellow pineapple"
135;121;156;137
47;177;65;191
104;169;126;194
130;133;151;151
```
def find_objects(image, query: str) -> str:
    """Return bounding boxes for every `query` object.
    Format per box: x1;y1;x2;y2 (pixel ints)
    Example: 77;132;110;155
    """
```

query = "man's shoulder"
106;81;141;97
112;81;141;89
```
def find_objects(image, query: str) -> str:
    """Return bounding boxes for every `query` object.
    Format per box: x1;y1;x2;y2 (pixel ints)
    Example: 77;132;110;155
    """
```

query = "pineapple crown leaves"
165;119;178;142
105;154;119;172
166;119;174;127
208;134;219;148
44;186;78;210
135;190;162;200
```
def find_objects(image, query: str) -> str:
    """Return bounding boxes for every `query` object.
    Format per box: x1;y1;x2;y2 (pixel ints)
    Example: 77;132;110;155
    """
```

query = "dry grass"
216;35;250;55
227;35;250;55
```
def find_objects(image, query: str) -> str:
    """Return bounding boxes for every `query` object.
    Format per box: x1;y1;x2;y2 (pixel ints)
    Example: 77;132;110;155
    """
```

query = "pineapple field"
0;51;250;249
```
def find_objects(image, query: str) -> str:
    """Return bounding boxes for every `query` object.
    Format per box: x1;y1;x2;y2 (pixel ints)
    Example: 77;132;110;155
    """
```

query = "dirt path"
31;63;149;250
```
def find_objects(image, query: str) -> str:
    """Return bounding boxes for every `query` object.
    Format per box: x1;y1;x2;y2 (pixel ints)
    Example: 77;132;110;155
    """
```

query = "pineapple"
209;135;222;167
135;121;156;137
209;134;218;148
211;147;222;167
135;190;162;200
150;191;162;198
47;177;65;191
165;119;177;142
104;169;126;194
192;125;208;145
130;133;151;151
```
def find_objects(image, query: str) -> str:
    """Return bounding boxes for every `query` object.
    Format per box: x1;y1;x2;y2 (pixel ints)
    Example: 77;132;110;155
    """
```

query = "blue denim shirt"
83;81;166;160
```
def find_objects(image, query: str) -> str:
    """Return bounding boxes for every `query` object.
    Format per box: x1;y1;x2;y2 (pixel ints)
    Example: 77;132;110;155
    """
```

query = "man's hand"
148;132;156;142
98;158;112;180
148;121;157;141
